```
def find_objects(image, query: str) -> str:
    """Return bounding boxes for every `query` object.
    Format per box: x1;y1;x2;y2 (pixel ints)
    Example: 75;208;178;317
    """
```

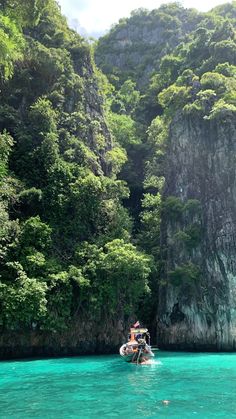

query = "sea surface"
0;351;236;418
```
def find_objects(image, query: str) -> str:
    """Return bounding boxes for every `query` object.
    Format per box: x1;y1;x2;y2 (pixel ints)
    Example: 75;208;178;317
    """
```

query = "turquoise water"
0;352;236;418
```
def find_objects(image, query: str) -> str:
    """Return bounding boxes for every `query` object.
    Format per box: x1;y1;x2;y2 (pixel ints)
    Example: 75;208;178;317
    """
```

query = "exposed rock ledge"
0;319;127;359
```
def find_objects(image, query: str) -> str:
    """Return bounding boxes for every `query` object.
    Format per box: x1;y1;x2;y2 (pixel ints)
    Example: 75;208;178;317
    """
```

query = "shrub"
169;262;201;286
163;196;184;220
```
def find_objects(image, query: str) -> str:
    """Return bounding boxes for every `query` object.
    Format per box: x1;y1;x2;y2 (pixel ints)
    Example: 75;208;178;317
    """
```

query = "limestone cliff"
157;112;236;350
0;318;128;359
0;1;149;359
95;4;201;88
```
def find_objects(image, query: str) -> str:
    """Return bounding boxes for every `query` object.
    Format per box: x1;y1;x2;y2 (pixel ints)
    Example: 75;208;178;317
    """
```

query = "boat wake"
139;359;162;366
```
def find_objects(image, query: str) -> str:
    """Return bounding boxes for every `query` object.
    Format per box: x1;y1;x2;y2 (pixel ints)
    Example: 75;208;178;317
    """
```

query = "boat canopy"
130;328;148;334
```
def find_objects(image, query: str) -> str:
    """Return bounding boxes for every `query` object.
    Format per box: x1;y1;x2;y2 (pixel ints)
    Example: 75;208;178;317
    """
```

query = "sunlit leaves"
0;15;24;79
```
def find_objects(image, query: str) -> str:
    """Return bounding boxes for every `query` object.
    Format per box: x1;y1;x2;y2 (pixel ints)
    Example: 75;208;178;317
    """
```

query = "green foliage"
143;116;168;200
173;230;190;243
18;188;43;217
29;98;57;136
95;3;200;90
93;2;236;334
146;116;168;148
1;0;49;28
0;14;25;79
159;54;183;86
184;199;201;213
137;6;236;120
169;262;201;286
158;85;190;113
3;0;236;337
0;130;13;180
118;79;140;115
0;0;148;335
163;196;184;220
213;40;236;65
200;72;229;93
140;193;162;258
0;201;19;263
174;224;202;250
109;79;141;118
106;147;127;176
76;239;151;315
204;98;236;120
0;263;47;328
214;62;236;77
19;216;52;251
42;270;73;331
107;112;140;148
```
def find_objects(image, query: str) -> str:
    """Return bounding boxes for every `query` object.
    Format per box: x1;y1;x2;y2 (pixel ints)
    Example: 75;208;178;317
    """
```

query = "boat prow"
119;325;155;364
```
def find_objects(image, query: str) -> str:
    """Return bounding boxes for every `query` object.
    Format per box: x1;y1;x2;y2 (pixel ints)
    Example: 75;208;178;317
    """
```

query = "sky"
57;0;230;37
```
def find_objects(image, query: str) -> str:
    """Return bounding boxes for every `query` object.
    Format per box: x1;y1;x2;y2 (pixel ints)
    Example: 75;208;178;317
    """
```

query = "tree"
0;15;24;79
0;130;13;180
75;239;151;315
107;112;140;148
112;79;140;116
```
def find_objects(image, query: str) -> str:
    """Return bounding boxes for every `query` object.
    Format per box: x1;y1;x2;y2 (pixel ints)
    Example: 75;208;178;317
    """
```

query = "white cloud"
58;0;230;34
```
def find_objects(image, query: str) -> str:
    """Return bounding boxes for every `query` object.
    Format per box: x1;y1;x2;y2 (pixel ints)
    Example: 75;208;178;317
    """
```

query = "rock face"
157;112;236;350
95;6;201;88
0;318;128;360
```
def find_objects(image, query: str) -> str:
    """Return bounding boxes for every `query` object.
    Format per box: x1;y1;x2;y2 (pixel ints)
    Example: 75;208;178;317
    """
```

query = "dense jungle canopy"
1;0;236;354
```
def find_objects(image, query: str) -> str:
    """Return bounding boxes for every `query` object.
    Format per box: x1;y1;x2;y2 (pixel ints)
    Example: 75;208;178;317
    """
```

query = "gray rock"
157;112;236;351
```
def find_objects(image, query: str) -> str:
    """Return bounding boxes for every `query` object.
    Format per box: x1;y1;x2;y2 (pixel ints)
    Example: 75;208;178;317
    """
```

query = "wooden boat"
119;326;154;364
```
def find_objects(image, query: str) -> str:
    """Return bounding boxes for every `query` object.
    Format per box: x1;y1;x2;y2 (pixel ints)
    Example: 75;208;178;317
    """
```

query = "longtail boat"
119;325;154;364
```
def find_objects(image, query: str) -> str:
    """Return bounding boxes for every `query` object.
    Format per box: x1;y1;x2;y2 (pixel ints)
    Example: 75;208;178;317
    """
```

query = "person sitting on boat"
137;338;146;349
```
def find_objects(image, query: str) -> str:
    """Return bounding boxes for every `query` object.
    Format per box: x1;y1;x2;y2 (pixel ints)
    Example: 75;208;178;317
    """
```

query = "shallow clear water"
0;351;236;418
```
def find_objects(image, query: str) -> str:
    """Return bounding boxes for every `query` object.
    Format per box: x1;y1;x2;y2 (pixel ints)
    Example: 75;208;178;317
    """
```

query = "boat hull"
119;343;154;363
